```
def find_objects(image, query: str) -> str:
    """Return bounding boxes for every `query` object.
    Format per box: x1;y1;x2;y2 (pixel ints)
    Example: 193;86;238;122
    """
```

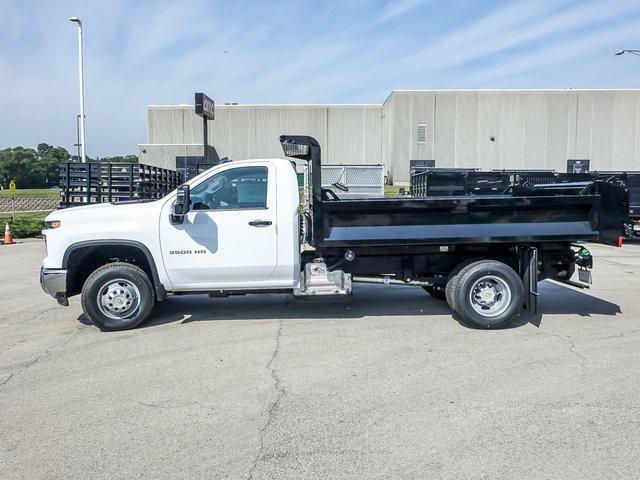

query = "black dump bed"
280;136;629;251
320;183;626;248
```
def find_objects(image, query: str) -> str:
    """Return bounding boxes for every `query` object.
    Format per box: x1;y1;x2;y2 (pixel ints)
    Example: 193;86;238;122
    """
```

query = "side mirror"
170;184;190;224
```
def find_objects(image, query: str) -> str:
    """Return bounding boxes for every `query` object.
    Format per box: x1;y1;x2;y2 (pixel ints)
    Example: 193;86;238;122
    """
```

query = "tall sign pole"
69;17;86;163
195;93;215;161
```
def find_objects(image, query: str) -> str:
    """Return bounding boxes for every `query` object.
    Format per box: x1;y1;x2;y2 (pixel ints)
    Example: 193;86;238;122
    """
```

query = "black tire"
445;260;476;314
451;260;524;329
445;273;460;311
423;285;446;300
81;262;155;331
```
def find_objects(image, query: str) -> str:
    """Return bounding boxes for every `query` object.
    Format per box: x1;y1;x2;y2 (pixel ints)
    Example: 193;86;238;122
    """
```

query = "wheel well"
65;244;155;297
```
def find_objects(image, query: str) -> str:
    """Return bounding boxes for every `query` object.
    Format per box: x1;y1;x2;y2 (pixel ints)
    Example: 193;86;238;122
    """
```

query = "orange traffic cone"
3;222;14;245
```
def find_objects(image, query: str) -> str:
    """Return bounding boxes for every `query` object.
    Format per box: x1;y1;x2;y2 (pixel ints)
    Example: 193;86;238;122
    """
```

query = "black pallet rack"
59;162;182;208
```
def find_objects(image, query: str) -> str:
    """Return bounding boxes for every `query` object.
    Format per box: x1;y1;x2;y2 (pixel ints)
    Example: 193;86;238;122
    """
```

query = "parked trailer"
59;162;181;208
590;171;640;239
409;169;514;196
41;136;628;331
409;168;599;198
298;164;385;202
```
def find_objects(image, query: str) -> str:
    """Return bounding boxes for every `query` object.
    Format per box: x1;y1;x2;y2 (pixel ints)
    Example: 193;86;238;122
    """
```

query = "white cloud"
1;0;640;155
456;19;640;87
377;0;430;23
406;0;640;70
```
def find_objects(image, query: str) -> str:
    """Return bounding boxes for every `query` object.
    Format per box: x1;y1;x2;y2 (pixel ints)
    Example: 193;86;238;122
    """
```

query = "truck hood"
45;199;163;224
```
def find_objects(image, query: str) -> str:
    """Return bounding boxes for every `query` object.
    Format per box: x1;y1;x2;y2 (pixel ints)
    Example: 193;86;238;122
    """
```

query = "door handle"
248;220;272;227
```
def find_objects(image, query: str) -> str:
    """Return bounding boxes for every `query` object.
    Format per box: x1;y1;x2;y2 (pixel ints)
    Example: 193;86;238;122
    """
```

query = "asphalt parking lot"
1;240;640;479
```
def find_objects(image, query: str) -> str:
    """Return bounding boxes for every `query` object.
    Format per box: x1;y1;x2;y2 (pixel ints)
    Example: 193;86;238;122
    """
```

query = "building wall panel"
454;92;479;168
499;93;524;169
364;107;382;164
381;94;396;181
409;93;435;165
590;92;616;169
476;93;501;170
434;94;456;168
327;108;365;164
151;109;174;144
184;108;200;145
393;94;412;182
545;93;573;170
144;90;640;182
612;91;638;170
574;93;593;160
521;93;548;168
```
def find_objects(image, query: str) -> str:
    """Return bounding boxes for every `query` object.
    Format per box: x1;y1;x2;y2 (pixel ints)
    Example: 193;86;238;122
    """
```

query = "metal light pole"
69;16;86;163
614;49;640;57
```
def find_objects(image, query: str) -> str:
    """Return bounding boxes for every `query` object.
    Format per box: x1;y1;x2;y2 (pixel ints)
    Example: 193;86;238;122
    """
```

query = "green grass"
384;185;402;197
0;188;60;199
0;211;51;238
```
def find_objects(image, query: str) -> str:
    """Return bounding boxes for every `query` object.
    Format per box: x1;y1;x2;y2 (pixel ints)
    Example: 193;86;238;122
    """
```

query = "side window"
190;166;268;211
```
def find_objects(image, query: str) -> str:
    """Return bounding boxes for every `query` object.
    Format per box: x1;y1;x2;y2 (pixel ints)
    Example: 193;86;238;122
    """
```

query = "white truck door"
159;163;278;288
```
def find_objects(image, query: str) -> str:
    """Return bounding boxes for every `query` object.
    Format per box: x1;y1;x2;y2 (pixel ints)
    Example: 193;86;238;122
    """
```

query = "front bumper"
40;267;69;306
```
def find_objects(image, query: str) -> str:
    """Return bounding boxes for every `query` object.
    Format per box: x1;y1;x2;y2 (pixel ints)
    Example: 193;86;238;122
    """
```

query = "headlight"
45;220;61;229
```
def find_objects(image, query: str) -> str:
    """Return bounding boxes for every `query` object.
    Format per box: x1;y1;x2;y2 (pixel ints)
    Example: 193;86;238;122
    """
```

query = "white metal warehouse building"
139;89;640;184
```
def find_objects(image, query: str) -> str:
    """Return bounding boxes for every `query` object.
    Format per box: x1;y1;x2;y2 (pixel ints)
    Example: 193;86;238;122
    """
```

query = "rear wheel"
445;261;475;313
81;262;155;331
448;260;523;329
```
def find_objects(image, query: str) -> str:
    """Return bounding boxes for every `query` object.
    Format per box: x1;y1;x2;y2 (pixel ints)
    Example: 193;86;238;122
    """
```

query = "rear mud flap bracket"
519;246;539;314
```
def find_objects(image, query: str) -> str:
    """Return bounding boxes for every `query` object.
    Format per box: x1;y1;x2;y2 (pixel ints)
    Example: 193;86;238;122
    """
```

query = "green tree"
85;154;138;163
37;143;70;187
0;144;138;189
0;144;70;188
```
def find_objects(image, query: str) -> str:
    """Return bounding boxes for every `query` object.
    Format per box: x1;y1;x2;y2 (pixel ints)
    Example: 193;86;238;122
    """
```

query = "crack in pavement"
0;326;83;388
261;447;364;462
600;328;640;340
6;305;62;326
247;298;287;480
136;399;217;412
597;258;640;272
539;332;587;367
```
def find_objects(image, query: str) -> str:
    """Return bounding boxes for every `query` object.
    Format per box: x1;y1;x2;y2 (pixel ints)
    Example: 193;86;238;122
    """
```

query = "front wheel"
449;260;524;329
81;262;155;331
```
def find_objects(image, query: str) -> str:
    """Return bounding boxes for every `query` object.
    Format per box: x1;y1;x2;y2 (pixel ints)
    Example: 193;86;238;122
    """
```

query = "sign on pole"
9;180;16;221
195;93;215;120
195;93;215;163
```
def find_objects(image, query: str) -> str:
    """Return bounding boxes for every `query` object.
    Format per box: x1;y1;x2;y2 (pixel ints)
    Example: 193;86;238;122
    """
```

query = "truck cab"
41;157;304;330
158;159;300;290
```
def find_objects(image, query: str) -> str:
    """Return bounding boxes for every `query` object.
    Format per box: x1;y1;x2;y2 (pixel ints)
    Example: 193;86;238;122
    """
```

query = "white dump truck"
41;136;627;330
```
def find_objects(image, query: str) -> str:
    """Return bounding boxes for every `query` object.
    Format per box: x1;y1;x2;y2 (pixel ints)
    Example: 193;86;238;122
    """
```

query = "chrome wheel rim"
97;278;141;320
469;275;512;318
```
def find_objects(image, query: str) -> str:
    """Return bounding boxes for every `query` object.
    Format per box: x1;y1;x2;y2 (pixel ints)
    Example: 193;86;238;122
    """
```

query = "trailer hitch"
575;247;593;269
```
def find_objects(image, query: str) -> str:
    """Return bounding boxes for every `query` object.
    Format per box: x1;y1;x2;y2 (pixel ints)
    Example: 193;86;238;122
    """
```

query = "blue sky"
1;0;640;156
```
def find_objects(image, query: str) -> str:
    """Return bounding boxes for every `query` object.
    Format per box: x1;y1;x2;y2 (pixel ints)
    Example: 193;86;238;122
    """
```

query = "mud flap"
518;246;539;314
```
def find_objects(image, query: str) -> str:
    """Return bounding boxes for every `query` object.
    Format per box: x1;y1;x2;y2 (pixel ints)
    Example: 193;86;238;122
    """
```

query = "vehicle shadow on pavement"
143;284;452;328
78;280;619;330
506;280;622;329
